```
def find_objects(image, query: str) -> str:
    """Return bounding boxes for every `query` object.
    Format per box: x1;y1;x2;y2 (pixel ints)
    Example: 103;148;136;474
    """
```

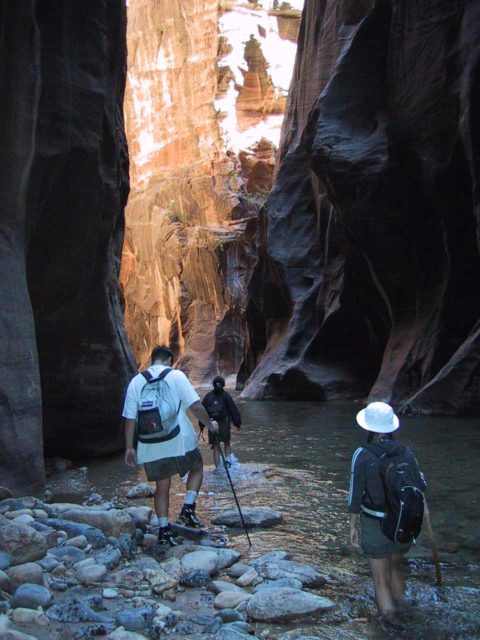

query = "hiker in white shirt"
122;346;217;546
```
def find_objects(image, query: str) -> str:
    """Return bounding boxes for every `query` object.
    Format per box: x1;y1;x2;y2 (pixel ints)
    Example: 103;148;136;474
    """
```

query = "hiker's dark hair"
367;431;394;444
151;346;174;364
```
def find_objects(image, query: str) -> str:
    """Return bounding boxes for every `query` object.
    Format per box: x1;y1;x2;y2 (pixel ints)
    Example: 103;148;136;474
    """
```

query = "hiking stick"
213;432;252;546
424;499;442;586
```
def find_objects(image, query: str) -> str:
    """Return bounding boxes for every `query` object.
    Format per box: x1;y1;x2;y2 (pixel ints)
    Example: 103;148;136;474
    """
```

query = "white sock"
184;490;197;506
159;516;169;528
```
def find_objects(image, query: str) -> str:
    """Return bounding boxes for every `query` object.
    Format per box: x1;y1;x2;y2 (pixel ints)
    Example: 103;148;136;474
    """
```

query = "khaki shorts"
361;513;411;559
144;448;202;482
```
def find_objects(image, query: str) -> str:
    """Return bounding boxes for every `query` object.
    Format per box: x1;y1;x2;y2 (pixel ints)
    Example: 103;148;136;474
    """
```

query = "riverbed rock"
246;587;335;622
143;567;177;593
76;563;107;584
210;581;249;595
0;525;47;566
116;606;154;631
181;550;218;575
107;628;147;640
0;551;12;570
36;556;59;572
256;560;326;586
215;549;241;570
126;484;155;499
47;594;114;624
66;535;88;549
180;569;211;588
95;547;121;571
125;507;152;525
11;608;49;626
110;567;144;588
227;564;250;579
235;569;258;587
214;627;251;640
214;592;250;610
43;519;106;549
10;583;53;609
253;577;303;592
214;609;246;623
6;563;44;588
50;546;86;566
0;570;12;592
212;508;282;528
63;509;136;538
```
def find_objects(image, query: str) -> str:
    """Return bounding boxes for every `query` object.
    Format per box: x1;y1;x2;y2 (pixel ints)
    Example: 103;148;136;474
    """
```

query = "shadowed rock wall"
0;0;136;495
242;0;480;414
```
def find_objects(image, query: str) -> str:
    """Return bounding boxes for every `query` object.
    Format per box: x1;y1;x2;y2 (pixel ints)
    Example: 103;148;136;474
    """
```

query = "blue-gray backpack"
366;442;425;544
136;368;181;443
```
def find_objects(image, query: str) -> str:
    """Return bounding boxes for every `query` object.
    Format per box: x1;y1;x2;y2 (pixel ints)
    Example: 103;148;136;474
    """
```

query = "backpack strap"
141;367;172;383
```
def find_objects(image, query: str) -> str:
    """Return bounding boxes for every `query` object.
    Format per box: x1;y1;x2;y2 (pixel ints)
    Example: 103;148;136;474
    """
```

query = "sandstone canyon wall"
242;0;480;414
0;0;136;495
122;0;297;382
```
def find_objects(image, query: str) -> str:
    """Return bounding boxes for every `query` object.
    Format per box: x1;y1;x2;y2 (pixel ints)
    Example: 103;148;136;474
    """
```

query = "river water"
65;399;480;639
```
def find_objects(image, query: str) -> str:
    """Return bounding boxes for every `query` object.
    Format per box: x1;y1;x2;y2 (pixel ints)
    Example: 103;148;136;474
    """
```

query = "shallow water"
61;399;480;639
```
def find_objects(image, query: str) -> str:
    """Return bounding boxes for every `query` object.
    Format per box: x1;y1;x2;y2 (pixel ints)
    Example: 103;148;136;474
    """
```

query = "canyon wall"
242;0;480;414
0;0;135;495
122;0;295;381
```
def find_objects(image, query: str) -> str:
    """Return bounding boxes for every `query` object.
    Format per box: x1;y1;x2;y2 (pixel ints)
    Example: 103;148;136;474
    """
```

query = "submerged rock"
246;587;335;622
212;508;282;528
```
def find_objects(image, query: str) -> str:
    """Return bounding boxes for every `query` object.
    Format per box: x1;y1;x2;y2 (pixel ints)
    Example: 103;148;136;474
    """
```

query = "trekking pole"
214;432;252;547
424;499;442;586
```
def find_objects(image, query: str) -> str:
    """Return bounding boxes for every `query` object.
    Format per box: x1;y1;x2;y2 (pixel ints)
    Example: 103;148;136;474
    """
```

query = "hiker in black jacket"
200;376;241;469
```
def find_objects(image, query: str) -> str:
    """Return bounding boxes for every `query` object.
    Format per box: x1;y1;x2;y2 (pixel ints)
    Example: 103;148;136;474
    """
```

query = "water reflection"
77;400;480;639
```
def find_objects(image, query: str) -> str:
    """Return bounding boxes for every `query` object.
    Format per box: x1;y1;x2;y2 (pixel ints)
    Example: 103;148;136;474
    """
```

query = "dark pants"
208;417;231;448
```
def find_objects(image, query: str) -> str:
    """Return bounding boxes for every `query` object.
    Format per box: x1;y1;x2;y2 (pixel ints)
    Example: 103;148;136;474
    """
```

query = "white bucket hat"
356;401;399;433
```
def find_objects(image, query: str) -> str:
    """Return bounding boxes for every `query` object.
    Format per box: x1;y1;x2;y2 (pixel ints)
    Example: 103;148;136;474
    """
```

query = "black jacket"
201;390;241;428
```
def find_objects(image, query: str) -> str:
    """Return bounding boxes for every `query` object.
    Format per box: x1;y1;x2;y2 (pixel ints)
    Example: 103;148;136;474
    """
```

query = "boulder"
256;560;326;586
210;581;249;595
214;609;246;623
214;591;250;610
107;628;147;640
246;587;335;622
110;567;144;587
46;594;114;624
0;569;12;593
215;549;241;570
63;509;135;538
65;535;88;549
126;484;155;499
36;556;59;572
6;563;44;587
95;547;121;571
116;606;154;631
12;515;35;526
253;577;303;592
0;551;12;570
11;608;49;626
236;569;258;587
159;558;183;581
143;567;177;593
76;564;107;584
42;519;106;549
180;569;211;588
0;524;47;565
212;508;282;528
249;551;291;569
227;564;250;579
214;627;251;640
49;546;86;566
125;507;152;524
10;583;53;609
181;550;218;575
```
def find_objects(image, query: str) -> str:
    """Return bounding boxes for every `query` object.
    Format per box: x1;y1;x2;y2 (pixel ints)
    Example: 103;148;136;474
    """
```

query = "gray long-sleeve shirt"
348;439;426;515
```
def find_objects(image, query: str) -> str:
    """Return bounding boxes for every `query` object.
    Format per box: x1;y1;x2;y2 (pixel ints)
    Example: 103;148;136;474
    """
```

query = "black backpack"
204;392;226;420
366;443;425;544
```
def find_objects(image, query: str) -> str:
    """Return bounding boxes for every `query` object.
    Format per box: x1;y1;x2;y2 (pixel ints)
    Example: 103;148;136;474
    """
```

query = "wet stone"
73;623;115;639
50;546;86;566
95;547;121;571
0;552;12;570
214;609;246;623
10;583;53;609
116;605;154;631
246;587;335;622
47;594;114;624
253;577;303;592
37;557;59;572
212;508;283;529
180;569;211;588
42;519;106;549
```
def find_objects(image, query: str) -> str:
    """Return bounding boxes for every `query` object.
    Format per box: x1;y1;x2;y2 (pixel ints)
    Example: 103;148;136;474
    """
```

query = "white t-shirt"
122;365;200;464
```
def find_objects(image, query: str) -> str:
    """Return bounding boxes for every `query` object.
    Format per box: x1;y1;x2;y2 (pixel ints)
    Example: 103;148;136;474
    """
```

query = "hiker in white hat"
347;402;426;630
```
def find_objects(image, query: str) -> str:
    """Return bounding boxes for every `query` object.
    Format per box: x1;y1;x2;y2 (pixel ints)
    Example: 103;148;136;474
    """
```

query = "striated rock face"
123;0;260;378
0;0;136;494
242;0;480;414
